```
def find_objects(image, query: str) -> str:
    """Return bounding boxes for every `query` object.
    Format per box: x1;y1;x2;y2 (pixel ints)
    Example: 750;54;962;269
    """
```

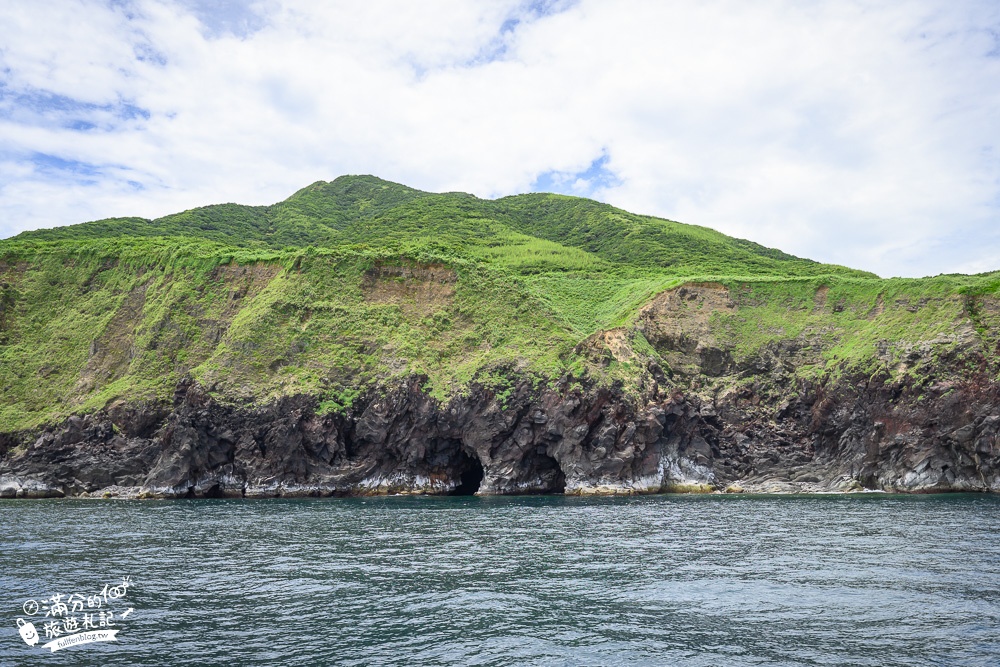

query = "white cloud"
1;0;999;277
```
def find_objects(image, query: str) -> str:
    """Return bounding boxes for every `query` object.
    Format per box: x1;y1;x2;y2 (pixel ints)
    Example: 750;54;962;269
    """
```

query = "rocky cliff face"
2;357;998;499
2;274;998;499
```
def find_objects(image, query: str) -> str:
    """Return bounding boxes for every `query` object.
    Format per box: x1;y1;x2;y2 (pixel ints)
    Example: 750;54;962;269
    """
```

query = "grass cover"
0;175;996;432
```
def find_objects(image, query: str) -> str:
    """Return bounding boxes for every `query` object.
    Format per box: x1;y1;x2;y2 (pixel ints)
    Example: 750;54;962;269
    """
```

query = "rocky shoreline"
3;365;998;499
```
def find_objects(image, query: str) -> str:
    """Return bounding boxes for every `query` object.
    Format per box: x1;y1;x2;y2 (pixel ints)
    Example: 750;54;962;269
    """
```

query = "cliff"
1;176;997;497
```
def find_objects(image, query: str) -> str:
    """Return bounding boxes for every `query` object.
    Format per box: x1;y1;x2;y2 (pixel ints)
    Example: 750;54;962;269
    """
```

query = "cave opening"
187;483;224;499
538;453;566;495
451;452;484;496
203;483;224;499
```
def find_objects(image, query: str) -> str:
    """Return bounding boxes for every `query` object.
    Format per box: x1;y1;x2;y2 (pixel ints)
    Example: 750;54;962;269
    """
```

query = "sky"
2;0;1000;278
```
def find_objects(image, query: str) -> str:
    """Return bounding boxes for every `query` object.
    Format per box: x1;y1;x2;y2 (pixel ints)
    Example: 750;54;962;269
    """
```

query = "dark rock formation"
2;363;998;498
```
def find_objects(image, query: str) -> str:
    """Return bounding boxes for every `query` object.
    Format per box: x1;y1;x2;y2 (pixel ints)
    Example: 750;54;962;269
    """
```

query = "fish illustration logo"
17;618;39;646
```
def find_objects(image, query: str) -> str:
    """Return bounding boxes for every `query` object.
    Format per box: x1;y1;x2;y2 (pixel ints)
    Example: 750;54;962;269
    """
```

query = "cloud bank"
2;0;999;277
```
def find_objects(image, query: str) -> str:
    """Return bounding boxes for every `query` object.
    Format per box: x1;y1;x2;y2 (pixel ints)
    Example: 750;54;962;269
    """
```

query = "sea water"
1;494;998;666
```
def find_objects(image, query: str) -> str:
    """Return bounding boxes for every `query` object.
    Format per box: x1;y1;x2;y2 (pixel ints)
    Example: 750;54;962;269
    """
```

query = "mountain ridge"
8;175;874;278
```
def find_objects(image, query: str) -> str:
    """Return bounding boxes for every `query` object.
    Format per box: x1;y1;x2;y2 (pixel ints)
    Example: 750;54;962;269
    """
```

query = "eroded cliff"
2;282;997;498
1;177;998;498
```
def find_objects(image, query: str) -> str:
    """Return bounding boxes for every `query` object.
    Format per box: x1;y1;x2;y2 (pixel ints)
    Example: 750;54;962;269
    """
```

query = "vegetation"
0;175;996;432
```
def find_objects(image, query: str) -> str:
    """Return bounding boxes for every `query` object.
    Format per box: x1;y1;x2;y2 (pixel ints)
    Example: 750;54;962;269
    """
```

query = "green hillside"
1;175;997;433
11;175;872;277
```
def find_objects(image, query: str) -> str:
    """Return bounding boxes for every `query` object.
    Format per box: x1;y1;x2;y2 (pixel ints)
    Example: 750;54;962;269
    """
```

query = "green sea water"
2;494;998;666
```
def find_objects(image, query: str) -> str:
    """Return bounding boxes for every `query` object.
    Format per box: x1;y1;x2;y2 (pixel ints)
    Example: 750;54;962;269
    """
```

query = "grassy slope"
0;175;996;432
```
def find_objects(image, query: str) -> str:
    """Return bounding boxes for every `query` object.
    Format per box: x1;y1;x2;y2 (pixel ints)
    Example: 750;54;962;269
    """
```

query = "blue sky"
2;0;1000;277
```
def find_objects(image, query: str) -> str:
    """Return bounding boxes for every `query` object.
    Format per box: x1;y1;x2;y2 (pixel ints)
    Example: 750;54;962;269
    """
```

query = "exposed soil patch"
574;328;636;365
77;263;282;395
206;263;282;336
361;262;457;317
813;285;829;311
637;283;735;376
79;280;151;392
867;293;885;320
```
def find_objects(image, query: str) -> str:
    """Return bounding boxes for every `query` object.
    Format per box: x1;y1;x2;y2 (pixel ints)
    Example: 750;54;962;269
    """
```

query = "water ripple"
1;494;998;666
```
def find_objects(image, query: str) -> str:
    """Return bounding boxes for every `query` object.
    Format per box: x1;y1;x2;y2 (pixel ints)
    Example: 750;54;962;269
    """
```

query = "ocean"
2;494;998;666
